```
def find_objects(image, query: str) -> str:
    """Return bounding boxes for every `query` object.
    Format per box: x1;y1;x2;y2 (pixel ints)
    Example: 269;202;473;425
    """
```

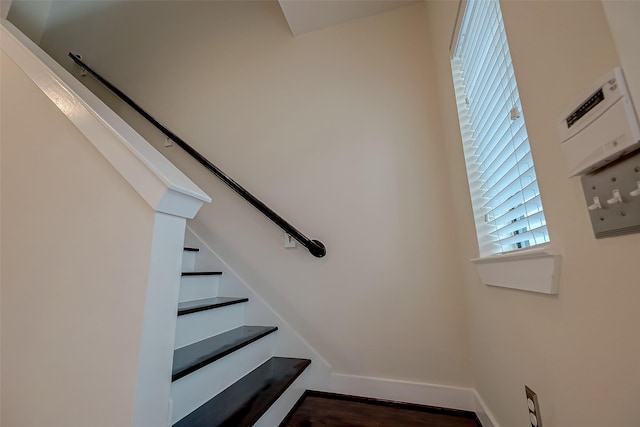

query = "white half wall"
1;20;210;426
1;49;154;427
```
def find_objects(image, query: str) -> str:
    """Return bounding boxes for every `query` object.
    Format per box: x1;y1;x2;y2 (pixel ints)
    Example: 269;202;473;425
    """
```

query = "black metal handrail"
69;53;326;258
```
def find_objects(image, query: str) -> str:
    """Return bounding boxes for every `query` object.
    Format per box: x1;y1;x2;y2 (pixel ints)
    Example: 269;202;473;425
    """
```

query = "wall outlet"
525;386;543;427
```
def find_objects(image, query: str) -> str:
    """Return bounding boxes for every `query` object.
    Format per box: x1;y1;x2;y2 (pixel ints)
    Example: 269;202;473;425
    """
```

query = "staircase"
170;246;311;426
3;20;322;426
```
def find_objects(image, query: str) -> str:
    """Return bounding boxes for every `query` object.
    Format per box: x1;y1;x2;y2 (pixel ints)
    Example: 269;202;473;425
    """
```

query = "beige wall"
8;0;639;425
35;1;473;386
0;34;3;421
428;1;640;426
1;0;13;19
602;0;640;115
1;51;156;427
6;0;52;43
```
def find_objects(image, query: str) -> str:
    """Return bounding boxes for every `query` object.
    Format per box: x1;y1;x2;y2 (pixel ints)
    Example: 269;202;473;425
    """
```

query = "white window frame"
450;0;561;294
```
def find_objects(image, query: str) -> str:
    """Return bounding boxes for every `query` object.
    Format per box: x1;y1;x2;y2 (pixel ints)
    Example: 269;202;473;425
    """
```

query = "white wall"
35;1;472;388
427;1;640;426
1;50;156;427
602;0;640;116
1;0;13;19
0;32;3;421
6;0;52;43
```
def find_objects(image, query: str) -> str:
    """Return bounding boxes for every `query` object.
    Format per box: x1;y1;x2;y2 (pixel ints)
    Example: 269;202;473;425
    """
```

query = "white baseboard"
323;373;476;412
473;390;500;427
320;374;501;427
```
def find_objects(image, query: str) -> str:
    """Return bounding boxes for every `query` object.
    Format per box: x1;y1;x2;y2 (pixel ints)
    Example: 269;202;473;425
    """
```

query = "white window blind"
451;0;550;256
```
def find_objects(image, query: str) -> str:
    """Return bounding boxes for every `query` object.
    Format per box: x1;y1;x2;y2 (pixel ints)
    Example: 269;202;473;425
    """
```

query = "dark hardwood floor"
282;392;481;427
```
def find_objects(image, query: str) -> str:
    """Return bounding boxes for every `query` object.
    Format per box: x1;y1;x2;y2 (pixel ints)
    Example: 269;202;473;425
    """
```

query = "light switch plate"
581;149;640;238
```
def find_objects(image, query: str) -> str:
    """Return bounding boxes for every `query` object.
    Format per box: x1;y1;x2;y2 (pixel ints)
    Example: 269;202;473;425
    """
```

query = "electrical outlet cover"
525;386;543;427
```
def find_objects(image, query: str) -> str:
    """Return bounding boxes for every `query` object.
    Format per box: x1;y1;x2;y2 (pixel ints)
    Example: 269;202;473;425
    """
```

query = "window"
451;0;550;257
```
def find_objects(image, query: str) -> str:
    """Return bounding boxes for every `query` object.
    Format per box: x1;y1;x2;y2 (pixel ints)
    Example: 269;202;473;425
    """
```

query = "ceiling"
278;0;420;36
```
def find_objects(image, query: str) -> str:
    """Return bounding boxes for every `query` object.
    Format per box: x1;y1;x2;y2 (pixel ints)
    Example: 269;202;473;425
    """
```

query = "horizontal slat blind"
452;0;550;255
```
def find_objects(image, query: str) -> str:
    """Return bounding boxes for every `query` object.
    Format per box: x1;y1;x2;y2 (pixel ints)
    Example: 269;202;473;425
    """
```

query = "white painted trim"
324;374;502;426
473;390;500;427
0;20;210;218
449;0;467;54
325;373;476;412
470;245;557;264
132;213;187;427
471;246;562;294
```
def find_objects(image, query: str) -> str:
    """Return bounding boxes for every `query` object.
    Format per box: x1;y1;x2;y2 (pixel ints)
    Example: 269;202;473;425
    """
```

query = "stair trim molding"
0;20;211;219
183;226;333;387
325;373;475;411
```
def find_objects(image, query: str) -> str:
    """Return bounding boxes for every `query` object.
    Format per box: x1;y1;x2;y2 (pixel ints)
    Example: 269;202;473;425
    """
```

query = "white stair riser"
174;304;245;349
252;368;310;427
178;275;219;302
181;251;197;272
170;335;275;424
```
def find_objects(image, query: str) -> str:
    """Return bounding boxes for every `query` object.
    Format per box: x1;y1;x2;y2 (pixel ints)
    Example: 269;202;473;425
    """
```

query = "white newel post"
131;211;194;427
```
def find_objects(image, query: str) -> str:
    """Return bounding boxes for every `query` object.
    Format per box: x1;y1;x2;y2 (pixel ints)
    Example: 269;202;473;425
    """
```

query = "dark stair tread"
173;357;311;427
181;271;222;276
178;297;249;316
183;247;200;252
172;326;278;382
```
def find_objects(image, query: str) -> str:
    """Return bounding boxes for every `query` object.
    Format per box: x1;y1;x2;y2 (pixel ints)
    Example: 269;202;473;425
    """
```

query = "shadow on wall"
7;0;113;44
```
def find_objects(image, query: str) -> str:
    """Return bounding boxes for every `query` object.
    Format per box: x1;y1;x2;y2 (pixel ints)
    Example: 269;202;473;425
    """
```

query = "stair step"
182;249;197;272
175;300;246;349
179;274;221;302
170;336;274;423
173;357;311;427
172;326;278;382
181;271;222;276
183;247;200;252
178;297;248;316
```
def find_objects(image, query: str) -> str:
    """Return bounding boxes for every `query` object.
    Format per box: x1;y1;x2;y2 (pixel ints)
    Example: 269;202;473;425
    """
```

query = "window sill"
470;246;562;294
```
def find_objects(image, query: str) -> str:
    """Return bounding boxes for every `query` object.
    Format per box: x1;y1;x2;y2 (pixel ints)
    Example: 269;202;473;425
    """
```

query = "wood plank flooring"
282;393;481;427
